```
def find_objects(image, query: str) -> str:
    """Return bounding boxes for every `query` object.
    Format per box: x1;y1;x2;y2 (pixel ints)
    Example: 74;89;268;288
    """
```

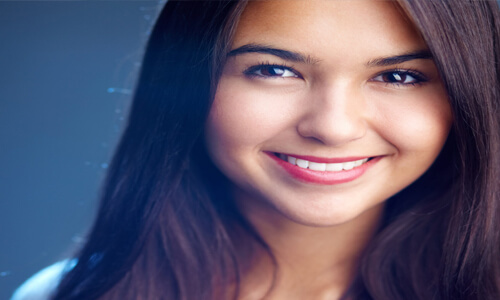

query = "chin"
273;201;385;228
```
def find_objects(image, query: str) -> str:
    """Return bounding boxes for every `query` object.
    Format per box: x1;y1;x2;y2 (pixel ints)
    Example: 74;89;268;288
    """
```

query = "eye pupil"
262;67;285;76
384;72;406;83
245;64;300;79
371;70;424;86
392;73;402;81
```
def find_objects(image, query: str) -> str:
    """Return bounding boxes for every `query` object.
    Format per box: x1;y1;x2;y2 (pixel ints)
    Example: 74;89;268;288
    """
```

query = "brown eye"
386;72;410;83
245;64;299;78
372;70;427;86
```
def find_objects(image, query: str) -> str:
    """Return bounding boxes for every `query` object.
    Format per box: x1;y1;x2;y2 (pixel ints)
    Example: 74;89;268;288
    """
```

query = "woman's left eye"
244;64;300;78
372;70;427;86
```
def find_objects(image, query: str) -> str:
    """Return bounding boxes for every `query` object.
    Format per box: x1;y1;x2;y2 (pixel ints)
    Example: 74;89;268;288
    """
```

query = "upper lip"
272;152;374;163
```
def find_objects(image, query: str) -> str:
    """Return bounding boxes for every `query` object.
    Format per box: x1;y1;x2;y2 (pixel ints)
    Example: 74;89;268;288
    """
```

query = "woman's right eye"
244;64;301;79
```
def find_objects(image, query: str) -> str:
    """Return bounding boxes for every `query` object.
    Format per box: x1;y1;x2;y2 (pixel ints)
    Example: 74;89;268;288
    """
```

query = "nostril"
296;109;367;147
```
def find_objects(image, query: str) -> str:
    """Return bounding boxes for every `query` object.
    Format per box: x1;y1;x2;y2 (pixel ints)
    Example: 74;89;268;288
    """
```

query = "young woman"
14;0;500;299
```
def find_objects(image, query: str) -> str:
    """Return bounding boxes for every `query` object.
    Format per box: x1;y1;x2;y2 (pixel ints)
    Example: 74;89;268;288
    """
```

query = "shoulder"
11;259;77;300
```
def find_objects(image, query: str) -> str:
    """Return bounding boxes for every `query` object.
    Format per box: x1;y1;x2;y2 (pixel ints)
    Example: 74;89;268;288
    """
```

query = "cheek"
373;88;452;159
206;77;295;151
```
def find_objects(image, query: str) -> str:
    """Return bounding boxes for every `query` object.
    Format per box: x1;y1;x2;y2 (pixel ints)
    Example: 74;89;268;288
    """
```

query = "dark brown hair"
53;1;500;299
354;1;500;299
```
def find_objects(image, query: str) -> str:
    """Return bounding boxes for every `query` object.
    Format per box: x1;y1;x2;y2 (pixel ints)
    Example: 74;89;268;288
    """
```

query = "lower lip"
266;153;381;185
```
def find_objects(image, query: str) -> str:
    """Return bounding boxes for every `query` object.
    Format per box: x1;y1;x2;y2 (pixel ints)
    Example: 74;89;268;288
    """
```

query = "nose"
296;83;367;146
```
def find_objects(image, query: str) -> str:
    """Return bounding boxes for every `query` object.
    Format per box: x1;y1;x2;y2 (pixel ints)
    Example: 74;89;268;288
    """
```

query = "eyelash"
243;63;428;87
243;62;302;79
371;68;428;87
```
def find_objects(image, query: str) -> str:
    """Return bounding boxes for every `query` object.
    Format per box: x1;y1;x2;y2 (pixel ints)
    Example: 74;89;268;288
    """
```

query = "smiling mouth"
273;153;372;172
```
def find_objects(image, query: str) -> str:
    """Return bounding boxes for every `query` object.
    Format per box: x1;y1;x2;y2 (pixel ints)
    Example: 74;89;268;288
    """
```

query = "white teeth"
326;162;343;171
308;162;326;171
342;161;355;170
280;154;369;172
296;159;309;169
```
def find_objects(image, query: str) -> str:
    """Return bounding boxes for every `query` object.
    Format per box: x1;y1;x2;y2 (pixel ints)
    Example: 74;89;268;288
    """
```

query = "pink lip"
266;152;381;185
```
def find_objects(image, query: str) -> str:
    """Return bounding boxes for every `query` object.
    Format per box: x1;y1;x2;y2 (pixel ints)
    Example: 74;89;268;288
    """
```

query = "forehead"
233;0;426;62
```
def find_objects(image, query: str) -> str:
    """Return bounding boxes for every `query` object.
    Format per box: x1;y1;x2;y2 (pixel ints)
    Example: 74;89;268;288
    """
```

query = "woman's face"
205;0;452;226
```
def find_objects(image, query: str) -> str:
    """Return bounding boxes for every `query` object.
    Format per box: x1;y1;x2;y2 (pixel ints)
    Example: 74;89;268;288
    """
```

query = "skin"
205;0;453;298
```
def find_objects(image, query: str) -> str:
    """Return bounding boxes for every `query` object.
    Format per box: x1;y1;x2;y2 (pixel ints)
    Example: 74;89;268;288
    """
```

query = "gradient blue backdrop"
0;1;161;298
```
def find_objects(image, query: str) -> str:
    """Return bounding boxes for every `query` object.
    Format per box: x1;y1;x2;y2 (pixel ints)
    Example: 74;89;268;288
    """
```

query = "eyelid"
243;62;303;79
370;68;429;86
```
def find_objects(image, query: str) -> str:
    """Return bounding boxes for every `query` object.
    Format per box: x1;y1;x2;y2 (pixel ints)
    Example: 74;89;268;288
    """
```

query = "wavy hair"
53;1;500;299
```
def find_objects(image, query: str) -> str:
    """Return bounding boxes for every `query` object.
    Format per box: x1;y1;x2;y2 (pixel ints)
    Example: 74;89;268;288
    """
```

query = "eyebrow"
227;43;320;65
366;50;433;67
227;44;432;67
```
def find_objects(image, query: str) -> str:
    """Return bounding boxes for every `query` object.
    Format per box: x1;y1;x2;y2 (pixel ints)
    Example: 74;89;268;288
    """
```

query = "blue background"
0;1;161;298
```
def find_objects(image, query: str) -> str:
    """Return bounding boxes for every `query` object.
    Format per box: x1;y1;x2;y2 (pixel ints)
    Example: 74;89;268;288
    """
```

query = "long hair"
53;1;500;299
354;1;500;299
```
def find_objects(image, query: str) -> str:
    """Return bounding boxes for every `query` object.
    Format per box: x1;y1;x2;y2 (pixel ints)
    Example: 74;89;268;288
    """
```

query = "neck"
232;190;384;299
